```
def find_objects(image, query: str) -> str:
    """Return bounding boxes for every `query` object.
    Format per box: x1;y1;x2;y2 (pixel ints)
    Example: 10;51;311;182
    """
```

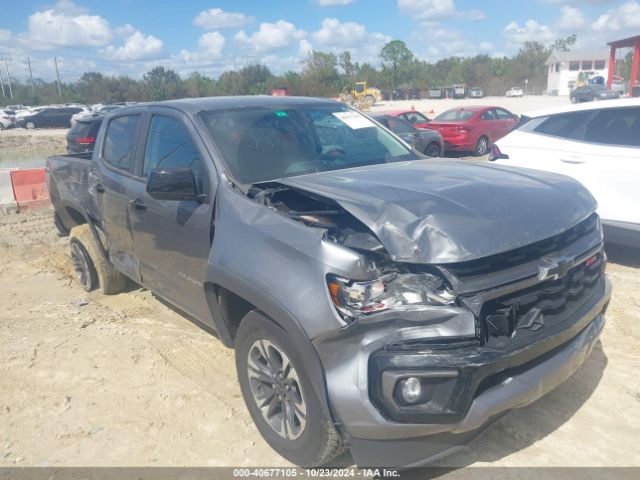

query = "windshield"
200;104;416;184
434;109;474;121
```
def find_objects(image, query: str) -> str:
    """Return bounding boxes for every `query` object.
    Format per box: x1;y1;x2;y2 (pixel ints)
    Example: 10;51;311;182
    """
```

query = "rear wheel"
363;94;375;106
25;121;35;130
570;96;577;103
69;224;125;294
424;142;441;157
475;136;489;156
235;313;345;466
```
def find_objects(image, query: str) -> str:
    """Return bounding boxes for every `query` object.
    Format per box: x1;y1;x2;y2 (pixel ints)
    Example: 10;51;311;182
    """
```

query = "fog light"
400;377;423;404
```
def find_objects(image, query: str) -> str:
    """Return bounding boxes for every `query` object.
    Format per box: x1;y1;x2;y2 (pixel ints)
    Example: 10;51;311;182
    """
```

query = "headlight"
326;272;455;320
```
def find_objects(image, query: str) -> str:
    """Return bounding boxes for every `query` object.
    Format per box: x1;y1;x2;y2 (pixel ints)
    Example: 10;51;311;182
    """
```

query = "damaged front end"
244;179;610;467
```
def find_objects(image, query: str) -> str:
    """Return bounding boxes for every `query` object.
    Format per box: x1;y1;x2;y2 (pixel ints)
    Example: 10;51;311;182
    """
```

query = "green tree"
551;34;577;52
379;40;415;88
143;66;185;101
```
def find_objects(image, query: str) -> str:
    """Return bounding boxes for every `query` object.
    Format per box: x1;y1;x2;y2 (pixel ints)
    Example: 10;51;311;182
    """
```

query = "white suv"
492;98;640;247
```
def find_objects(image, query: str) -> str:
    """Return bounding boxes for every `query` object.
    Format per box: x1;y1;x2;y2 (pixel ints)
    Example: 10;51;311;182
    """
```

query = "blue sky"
1;0;639;81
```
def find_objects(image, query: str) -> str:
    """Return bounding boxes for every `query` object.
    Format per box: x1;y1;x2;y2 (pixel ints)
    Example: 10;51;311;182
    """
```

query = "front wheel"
363;95;375;106
424;142;441;157
235;312;345;466
475;136;489;156
570;96;577;103
25;121;35;130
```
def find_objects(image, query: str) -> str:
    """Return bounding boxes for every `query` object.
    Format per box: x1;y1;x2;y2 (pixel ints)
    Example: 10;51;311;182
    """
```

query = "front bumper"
314;276;611;467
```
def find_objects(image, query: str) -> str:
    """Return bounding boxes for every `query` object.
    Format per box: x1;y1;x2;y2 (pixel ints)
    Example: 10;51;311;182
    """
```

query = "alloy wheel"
247;339;307;440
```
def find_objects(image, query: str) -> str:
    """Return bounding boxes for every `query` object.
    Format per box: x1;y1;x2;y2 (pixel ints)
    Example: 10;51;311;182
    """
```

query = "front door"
127;112;215;320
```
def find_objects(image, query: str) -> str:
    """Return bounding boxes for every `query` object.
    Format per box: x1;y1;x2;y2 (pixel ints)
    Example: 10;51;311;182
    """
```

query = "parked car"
71;104;122;126
492;98;640;247
0;109;16;129
15;106;84;129
69;106;93;126
469;87;484;98
373;114;443;157
47;96;610;468
378;109;431;128
66;114;105;153
428;87;444;99
506;87;524;97
391;89;407;100
570;85;619;103
424;106;519;155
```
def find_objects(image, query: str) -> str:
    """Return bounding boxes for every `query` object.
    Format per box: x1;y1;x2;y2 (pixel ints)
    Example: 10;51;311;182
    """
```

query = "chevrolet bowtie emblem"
538;255;574;281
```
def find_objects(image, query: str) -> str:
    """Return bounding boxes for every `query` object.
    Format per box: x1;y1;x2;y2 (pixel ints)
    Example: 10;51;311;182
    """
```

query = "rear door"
127;110;216;320
92;113;143;281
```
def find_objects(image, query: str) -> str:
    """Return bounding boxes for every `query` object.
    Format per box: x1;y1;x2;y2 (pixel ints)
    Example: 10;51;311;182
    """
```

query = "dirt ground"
0;209;638;472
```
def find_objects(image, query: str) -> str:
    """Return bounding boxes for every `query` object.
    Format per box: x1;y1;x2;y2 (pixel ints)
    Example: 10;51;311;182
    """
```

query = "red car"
424;106;519;156
378;109;432;129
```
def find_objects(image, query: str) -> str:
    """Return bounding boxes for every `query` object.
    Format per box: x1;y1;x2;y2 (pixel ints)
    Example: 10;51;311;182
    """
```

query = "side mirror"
146;167;198;201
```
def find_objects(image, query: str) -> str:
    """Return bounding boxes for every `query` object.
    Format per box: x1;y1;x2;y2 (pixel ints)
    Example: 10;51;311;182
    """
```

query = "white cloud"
314;0;356;5
198;32;226;57
52;0;88;15
557;6;588;30
312;18;367;46
102;31;164;60
397;0;485;22
27;8;112;47
298;39;313;57
193;8;253;30
503;19;556;44
235;20;307;52
591;0;640;32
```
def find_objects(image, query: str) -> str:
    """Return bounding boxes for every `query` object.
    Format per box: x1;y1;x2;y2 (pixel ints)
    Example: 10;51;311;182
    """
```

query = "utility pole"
27;57;36;98
54;56;62;97
0;65;5;98
4;58;13;98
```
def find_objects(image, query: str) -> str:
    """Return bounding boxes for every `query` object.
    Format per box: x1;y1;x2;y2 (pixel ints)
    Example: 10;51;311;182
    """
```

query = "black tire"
363;95;375;106
570;96;577;103
69;237;98;292
424;142;441;157
69;224;125;294
475;136;489;156
54;212;69;237
235;313;345;466
25;121;35;130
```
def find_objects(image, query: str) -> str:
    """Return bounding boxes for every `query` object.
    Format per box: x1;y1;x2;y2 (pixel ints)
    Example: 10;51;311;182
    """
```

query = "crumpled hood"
278;159;597;264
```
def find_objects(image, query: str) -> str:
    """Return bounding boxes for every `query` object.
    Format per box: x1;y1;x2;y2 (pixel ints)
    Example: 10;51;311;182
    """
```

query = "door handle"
129;198;147;210
560;157;586;164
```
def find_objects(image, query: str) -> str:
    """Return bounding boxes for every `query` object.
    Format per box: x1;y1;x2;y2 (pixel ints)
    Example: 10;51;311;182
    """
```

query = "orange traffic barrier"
10;168;50;211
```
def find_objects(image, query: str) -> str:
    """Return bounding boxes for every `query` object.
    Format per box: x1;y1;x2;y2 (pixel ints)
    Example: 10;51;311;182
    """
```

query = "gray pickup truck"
46;96;611;468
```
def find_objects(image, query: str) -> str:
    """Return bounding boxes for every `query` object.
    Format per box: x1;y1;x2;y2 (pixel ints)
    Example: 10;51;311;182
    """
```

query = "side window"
583;107;640;147
495;108;513;120
143;115;204;190
102;115;141;173
533;111;592;140
481;110;495;120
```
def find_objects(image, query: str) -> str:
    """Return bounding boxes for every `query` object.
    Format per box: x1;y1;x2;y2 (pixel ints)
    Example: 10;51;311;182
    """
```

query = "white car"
491;98;640;247
506;87;524;97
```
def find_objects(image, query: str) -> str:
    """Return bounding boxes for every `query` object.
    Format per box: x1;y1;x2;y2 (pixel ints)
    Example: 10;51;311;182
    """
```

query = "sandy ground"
0;209;638;473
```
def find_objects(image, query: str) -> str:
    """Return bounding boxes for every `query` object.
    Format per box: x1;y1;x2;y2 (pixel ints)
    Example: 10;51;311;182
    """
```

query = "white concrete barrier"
0;170;18;214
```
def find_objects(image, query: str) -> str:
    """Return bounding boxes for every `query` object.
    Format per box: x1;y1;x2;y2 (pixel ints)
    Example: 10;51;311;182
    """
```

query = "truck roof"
125;95;339;115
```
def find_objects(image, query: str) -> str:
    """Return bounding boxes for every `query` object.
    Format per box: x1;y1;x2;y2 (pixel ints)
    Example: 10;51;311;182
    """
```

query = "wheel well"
64;206;86;228
215;286;257;341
